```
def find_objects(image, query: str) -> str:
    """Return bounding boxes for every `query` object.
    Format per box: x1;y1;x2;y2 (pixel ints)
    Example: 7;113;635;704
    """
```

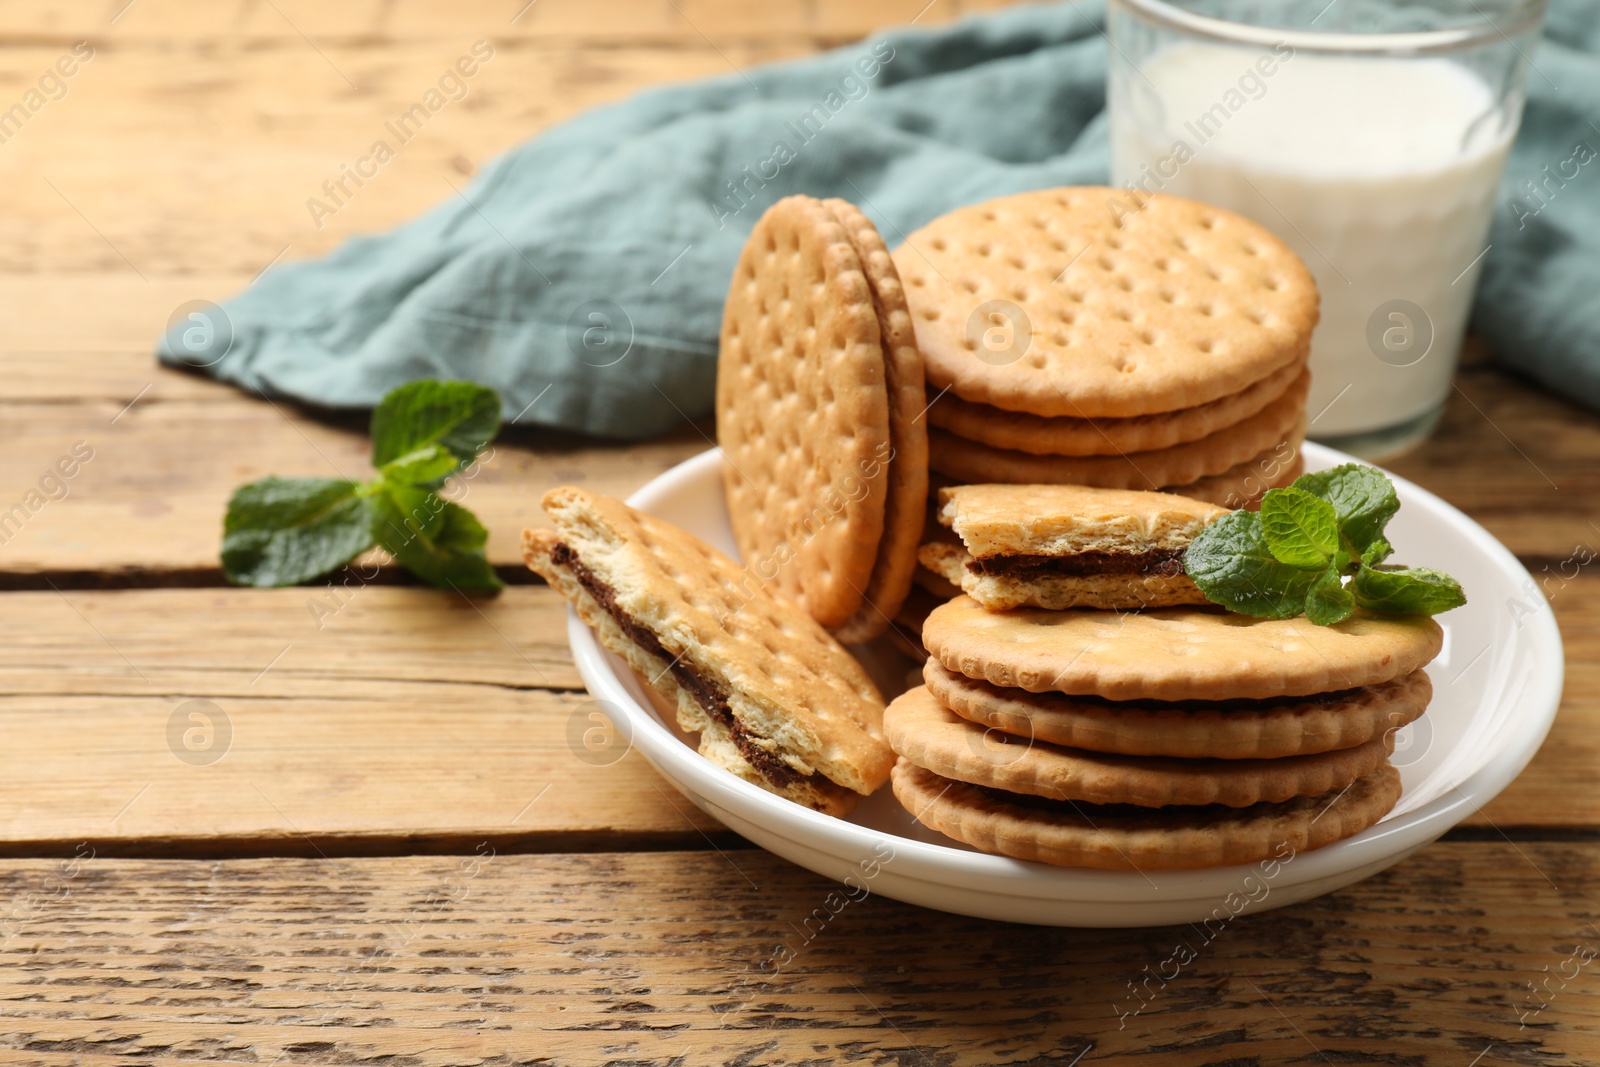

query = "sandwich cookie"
523;487;895;815
926;391;1309;488
922;595;1444;701
892;759;1403;871
927;361;1309;457
892;187;1319;419
885;686;1393;808
717;195;927;641
919;483;1226;611
923;659;1432;760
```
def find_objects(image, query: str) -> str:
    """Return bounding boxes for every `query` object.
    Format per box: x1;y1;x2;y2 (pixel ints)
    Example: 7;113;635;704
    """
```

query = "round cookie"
891;759;1403;871
885;686;1393;808
892;187;1319;418
923;659;1432;759
921;596;1444;701
928;362;1309;457
824;198;929;644
717;196;891;629
926;383;1308;488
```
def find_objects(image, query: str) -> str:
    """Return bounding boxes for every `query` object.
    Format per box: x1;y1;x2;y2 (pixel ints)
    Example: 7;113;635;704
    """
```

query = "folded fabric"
158;0;1600;436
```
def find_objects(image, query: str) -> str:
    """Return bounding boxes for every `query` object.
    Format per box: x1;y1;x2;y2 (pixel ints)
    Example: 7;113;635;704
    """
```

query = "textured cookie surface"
718;195;891;629
522;487;895;803
924;660;1432;759
928;383;1307;488
824;198;929;644
922;595;1443;701
929;363;1309;456
892;760;1402;870
937;483;1227;557
892;187;1319;418
885;686;1392;807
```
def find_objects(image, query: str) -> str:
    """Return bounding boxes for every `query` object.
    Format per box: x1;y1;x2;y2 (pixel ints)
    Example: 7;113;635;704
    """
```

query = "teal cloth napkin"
157;1;1600;437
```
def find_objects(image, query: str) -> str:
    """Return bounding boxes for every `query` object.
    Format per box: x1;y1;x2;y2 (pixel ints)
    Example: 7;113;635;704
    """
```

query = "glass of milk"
1107;0;1544;457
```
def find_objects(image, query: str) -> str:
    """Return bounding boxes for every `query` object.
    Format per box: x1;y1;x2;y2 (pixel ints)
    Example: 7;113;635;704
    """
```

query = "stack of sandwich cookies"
893;188;1317;508
920;483;1227;611
885;599;1442;869
523;487;896;816
717;195;928;644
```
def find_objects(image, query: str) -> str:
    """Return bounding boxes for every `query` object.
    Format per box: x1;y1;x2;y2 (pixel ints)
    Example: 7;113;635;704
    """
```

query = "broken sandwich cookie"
523;487;895;816
918;483;1228;612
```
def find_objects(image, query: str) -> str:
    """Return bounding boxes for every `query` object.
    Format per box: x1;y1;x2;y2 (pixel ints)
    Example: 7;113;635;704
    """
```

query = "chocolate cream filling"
549;541;803;788
967;548;1187;581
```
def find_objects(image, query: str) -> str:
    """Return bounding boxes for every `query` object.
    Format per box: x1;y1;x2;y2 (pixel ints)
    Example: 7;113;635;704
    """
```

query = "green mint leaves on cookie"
222;380;503;591
1184;463;1464;624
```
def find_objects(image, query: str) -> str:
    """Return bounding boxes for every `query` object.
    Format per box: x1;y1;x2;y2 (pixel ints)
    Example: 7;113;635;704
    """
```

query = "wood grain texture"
0;585;736;852
0;360;1592;577
0;387;708;579
0;844;1595;1064
0;574;1585;854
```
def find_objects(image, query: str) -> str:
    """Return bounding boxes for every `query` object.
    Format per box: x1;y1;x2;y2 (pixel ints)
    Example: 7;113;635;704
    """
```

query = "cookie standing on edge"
717;195;928;642
523;487;895;816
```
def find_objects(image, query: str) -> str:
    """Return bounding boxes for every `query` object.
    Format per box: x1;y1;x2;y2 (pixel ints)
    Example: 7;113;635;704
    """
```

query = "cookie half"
892;187;1319;418
885;686;1393;808
924;660;1432;760
921;483;1226;611
523;487;895;815
717;196;891;630
926;380;1308;488
922;595;1444;701
892;760;1402;871
928;363;1309;457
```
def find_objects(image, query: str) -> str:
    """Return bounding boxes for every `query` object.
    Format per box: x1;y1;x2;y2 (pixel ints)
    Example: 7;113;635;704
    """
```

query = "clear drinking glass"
1107;0;1545;457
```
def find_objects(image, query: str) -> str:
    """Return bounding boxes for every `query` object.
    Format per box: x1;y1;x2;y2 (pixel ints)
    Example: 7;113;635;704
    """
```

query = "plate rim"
563;443;1564;904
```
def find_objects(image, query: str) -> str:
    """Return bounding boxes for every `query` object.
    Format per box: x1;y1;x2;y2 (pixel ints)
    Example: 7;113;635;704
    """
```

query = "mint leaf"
1351;565;1466;615
1184;510;1322;619
1305;567;1355;625
223;477;375;587
1362;537;1393;568
370;380;501;472
380;443;462;488
372;486;503;591
1293;463;1399;554
1259;487;1339;568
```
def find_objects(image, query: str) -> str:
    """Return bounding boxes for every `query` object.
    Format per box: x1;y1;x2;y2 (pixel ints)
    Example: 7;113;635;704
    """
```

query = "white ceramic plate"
566;443;1563;927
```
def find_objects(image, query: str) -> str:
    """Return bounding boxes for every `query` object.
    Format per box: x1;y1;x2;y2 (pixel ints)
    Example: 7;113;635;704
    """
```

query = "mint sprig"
1184;463;1464;624
222;380;503;591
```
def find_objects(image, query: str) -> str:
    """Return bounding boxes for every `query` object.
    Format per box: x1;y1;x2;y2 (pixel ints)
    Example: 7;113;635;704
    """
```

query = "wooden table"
1;1;1596;1062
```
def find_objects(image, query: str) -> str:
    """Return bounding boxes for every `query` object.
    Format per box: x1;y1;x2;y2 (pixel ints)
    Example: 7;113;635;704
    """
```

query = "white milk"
1110;42;1513;438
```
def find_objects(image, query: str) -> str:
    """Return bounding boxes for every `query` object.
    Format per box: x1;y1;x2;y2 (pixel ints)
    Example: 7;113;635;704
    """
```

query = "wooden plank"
0;0;974;42
0;573;1586;854
0;41;794;272
0;843;1594;1062
0;585;733;852
0;358;1590;574
1387;367;1600;564
0;387;708;578
0;4;986;276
